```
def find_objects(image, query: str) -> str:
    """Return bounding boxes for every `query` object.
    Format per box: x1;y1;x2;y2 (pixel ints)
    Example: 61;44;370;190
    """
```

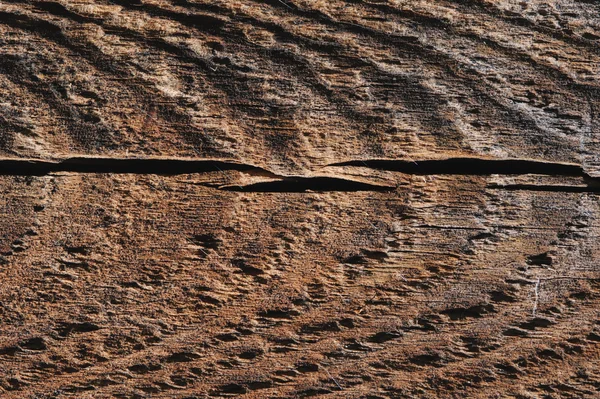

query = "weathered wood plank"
0;0;599;398
0;172;598;397
0;0;599;173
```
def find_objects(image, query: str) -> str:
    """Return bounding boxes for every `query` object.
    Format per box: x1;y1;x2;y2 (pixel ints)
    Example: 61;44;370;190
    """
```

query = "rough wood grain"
0;0;599;398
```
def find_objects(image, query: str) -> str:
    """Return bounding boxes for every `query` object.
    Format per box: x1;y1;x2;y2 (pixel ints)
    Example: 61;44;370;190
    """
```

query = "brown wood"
0;0;599;397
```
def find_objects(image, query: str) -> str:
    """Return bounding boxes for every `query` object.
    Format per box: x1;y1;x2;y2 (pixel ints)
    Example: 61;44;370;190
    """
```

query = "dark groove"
222;177;395;193
331;158;586;177
106;0;227;34
488;184;600;193
201;0;465;141
0;5;227;153
0;158;268;176
0;158;396;192
0;53;118;150
361;0;594;95
181;0;448;133
3;0;566;153
247;0;565;140
449;0;600;57
110;0;382;125
169;0;500;144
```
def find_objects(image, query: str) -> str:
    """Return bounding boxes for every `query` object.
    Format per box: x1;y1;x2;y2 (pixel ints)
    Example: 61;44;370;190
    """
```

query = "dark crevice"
221;177;395;193
0;157;394;192
333;157;600;192
2;156;599;194
0;158;268;176
488;184;600;193
330;158;586;177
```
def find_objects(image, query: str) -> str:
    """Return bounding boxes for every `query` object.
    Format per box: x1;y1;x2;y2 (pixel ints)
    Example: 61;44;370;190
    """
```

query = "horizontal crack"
329;157;586;177
4;156;599;194
488;184;600;193
220;177;395;192
0;157;395;193
0;157;273;176
330;157;600;194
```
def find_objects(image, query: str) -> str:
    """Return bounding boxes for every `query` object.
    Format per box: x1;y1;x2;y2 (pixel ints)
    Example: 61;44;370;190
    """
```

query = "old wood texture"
0;0;600;398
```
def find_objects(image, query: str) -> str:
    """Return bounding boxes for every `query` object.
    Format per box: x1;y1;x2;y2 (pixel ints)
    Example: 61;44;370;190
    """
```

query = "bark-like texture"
0;0;599;398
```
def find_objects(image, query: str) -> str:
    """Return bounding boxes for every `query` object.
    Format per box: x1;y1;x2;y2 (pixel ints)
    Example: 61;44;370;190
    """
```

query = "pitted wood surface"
0;1;599;398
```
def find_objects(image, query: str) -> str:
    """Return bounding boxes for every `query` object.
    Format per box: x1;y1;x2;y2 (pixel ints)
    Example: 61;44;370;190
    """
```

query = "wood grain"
0;0;599;398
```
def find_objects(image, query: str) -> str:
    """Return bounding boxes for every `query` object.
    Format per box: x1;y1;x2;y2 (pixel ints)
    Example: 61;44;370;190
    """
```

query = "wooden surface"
0;0;600;398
